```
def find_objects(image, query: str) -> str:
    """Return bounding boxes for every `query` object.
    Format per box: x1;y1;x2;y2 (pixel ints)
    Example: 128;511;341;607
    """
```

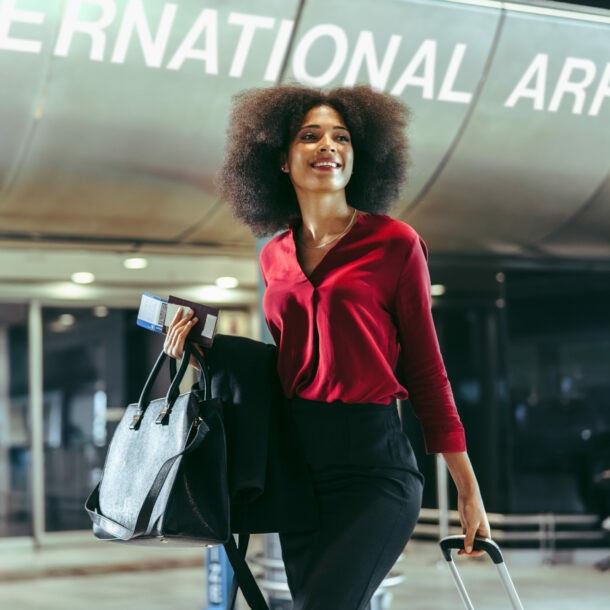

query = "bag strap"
227;534;248;609
131;346;190;430
85;418;210;540
156;343;206;425
133;342;209;428
224;534;269;610
169;342;209;396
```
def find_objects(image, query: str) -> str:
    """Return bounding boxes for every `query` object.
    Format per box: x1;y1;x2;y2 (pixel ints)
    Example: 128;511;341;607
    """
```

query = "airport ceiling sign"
1;0;609;116
1;0;610;261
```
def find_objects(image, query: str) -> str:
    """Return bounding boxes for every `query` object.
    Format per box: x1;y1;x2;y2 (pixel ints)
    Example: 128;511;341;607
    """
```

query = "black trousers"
280;398;424;610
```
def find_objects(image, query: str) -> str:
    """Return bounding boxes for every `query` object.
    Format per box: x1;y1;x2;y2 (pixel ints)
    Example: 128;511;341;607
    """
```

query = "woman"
165;85;490;609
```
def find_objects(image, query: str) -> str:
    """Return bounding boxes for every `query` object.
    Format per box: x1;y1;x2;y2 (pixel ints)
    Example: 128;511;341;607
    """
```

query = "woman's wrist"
441;452;481;497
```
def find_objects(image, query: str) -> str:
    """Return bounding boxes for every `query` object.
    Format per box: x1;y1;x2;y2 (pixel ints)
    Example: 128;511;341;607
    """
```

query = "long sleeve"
394;236;466;454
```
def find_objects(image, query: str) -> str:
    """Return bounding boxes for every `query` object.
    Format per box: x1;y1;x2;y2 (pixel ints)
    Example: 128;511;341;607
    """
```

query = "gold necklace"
300;208;357;249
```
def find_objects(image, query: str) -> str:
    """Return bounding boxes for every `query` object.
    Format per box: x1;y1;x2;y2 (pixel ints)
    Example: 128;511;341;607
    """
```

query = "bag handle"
130;344;191;430
157;344;208;425
169;342;209;397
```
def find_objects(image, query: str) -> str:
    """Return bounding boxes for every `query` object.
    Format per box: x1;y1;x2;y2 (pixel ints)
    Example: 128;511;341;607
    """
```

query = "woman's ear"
280;154;289;173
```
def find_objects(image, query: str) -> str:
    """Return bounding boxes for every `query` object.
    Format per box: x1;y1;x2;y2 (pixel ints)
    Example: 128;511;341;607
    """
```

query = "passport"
136;293;219;347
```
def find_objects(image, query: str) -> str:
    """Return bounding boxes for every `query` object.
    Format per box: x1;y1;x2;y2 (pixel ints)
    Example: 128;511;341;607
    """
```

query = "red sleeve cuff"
422;429;467;455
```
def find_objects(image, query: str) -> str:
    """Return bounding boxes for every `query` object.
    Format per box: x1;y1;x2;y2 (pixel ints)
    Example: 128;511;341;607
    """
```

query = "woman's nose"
318;135;335;152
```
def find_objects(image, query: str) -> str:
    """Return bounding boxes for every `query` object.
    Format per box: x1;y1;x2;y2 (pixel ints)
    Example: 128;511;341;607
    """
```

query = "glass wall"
505;270;610;516
0;303;159;536
404;264;610;524
41;306;137;531
0;304;31;537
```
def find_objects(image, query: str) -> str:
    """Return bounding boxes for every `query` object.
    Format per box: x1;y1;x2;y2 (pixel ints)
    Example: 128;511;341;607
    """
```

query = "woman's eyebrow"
300;124;349;131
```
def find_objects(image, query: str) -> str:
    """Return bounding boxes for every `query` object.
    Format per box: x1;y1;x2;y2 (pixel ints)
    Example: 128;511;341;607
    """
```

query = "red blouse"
259;213;466;454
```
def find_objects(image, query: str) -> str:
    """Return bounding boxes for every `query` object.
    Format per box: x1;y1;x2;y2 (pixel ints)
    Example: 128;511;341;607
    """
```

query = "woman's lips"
311;160;341;170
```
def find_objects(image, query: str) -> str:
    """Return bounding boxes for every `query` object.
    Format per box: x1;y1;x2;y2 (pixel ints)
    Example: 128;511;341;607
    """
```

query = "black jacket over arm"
203;334;319;535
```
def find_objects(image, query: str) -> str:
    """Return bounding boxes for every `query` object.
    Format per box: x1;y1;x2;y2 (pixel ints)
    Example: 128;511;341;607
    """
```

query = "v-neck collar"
289;213;365;285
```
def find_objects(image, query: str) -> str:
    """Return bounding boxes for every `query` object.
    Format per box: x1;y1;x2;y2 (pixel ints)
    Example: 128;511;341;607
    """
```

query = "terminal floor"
0;535;608;609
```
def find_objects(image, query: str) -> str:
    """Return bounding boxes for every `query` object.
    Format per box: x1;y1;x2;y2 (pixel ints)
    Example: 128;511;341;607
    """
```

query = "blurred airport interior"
1;0;610;598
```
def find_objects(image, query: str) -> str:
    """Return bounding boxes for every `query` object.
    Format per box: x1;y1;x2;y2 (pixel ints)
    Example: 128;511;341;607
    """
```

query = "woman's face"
283;104;354;197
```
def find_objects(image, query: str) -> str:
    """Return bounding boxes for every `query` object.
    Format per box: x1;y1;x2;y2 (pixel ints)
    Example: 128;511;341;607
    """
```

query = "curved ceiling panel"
0;0;609;263
0;0;60;186
404;5;610;257
539;172;610;258
0;0;301;254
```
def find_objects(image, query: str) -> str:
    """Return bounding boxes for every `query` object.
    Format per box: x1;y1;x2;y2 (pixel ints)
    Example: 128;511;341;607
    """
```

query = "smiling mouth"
311;161;341;169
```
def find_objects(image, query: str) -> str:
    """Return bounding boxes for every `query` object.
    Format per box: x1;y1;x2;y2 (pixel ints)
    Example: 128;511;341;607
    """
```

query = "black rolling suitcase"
440;535;525;610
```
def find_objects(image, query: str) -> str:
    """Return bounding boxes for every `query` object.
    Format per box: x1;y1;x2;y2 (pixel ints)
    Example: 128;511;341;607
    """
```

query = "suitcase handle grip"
440;535;504;565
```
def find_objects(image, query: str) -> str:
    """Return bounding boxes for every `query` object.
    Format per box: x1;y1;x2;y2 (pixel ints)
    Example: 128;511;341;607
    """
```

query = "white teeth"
313;162;338;168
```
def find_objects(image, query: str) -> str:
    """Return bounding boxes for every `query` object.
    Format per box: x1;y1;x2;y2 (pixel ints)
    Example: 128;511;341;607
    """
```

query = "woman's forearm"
441;451;481;496
441;451;490;553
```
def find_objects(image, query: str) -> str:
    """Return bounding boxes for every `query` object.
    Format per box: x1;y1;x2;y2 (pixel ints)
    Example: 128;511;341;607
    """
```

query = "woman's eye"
297;131;350;143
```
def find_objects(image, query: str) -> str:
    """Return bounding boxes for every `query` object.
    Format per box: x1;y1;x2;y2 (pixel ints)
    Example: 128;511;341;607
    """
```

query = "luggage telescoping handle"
440;534;504;563
439;535;525;610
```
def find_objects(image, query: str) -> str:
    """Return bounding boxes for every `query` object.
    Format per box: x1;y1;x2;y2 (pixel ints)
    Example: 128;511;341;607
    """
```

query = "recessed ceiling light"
124;257;148;270
58;314;76;327
93;306;109;318
431;284;446;296
71;271;95;284
49;313;77;333
195;286;228;302
215;276;239;289
52;282;89;299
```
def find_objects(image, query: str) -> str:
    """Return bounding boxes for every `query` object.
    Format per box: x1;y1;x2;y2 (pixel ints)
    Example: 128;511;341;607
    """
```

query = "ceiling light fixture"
215;276;239;289
195;285;230;303
431;284;446;297
52;282;89;299
71;271;95;284
124;257;148;270
58;314;76;327
93;305;109;318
